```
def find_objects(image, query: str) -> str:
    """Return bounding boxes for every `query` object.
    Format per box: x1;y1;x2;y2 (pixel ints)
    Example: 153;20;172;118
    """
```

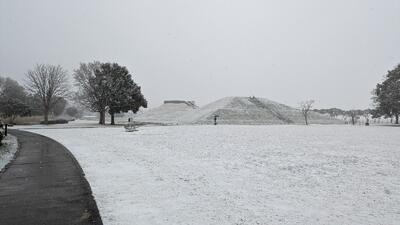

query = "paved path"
0;130;103;225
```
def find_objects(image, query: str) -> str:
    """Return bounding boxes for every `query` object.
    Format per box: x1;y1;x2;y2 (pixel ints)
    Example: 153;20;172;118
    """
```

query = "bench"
124;123;138;132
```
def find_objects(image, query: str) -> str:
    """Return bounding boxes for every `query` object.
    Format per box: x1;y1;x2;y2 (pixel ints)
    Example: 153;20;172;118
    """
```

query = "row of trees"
313;108;371;125
373;64;400;124
0;75;78;123
1;62;147;125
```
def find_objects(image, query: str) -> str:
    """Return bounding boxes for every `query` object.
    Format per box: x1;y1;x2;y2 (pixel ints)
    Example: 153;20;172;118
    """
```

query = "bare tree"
347;110;360;125
73;62;109;125
25;64;69;124
300;100;315;125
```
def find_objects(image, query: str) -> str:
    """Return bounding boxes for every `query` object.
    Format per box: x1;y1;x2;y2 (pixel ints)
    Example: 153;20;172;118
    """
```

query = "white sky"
1;0;400;109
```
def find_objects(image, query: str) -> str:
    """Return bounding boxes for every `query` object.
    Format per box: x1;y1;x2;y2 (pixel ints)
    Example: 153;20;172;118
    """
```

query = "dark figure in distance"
214;115;219;125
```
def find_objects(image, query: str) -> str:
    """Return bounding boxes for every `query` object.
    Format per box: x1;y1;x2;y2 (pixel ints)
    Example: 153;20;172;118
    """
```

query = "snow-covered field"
0;135;18;171
24;125;400;225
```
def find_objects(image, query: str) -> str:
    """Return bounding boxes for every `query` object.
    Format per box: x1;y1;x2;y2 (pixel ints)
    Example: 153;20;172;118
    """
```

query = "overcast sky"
1;0;400;109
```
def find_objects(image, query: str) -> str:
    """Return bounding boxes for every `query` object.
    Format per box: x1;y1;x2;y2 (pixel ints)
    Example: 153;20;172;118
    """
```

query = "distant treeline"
313;108;371;118
0;62;147;125
0;76;79;124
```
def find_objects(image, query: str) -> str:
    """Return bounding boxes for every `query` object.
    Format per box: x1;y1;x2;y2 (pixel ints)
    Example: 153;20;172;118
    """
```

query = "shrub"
11;116;43;125
40;119;69;125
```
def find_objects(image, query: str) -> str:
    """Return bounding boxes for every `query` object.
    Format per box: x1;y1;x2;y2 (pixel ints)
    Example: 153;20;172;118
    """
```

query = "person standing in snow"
214;115;219;125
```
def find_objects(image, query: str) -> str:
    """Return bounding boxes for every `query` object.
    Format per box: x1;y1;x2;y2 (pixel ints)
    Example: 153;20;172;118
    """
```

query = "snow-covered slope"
135;97;343;125
256;98;343;125
182;97;285;125
134;102;197;124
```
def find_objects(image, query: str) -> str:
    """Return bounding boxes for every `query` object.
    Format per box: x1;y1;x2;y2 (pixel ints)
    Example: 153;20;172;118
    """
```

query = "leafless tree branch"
25;64;69;124
300;100;315;125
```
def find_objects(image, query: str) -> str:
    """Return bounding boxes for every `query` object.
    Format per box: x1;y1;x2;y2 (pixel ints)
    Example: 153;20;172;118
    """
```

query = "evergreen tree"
101;63;147;125
0;98;30;123
0;76;32;123
373;64;400;124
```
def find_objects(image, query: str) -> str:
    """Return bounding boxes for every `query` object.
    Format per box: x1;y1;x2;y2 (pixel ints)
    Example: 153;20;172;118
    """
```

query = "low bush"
6;116;43;125
40;119;69;125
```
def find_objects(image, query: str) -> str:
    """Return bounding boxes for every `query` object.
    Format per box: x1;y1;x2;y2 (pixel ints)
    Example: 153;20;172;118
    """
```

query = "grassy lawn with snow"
0;135;18;171
25;125;400;225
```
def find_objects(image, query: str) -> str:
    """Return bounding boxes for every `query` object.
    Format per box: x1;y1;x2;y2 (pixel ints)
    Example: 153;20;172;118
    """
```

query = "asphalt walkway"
0;129;102;225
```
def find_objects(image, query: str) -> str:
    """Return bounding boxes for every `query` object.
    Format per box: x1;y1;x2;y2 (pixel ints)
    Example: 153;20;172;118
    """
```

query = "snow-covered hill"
134;97;343;125
133;101;197;124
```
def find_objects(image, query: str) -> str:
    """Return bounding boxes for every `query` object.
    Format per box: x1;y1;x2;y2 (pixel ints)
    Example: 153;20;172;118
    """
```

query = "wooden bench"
124;123;138;132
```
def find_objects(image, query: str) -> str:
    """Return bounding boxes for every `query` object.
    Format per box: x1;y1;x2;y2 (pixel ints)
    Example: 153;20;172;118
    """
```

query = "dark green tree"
373;64;400;124
0;98;30;123
101;63;147;125
0;76;32;123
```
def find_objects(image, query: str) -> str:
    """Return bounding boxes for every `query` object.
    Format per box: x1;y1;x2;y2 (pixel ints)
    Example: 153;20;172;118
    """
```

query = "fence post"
5;124;7;136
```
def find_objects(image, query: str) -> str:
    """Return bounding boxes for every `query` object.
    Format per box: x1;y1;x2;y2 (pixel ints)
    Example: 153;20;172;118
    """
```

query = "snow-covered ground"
0;135;18;171
24;125;400;225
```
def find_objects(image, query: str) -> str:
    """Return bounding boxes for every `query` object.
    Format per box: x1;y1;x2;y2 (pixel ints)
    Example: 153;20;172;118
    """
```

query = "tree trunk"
396;114;399;124
11;115;16;124
99;111;105;125
44;108;49;124
110;113;115;125
304;114;308;125
102;112;105;125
